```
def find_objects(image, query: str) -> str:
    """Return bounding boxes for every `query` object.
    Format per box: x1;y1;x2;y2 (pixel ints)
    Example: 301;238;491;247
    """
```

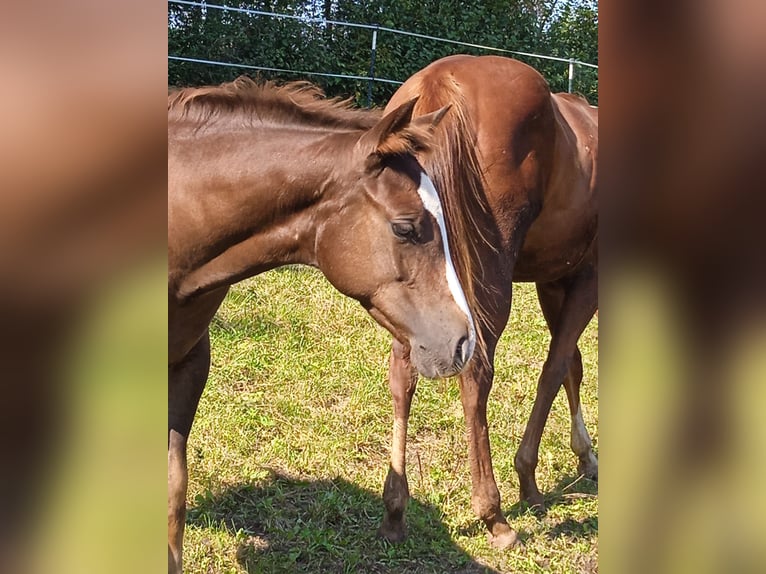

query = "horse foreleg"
168;332;210;574
168;431;188;574
516;272;597;510
563;348;598;480
460;355;521;549
378;339;418;543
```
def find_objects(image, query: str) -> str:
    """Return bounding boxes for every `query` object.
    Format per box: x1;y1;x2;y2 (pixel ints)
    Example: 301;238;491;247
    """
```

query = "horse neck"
169;125;356;300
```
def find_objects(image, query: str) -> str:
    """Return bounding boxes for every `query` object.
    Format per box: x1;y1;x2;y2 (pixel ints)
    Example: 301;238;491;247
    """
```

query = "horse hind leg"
168;332;211;574
563;348;598;480
534;284;598;480
515;271;597;511
378;339;418;543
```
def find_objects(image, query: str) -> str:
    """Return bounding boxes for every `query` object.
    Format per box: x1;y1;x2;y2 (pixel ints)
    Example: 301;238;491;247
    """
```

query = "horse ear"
357;97;420;160
411;104;451;133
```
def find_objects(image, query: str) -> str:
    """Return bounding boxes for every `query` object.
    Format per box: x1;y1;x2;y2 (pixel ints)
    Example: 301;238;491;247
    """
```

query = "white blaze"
416;172;476;357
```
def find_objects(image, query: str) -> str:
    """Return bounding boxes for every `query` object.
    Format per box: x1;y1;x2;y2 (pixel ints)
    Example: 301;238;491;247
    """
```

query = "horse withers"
168;78;476;573
379;55;598;549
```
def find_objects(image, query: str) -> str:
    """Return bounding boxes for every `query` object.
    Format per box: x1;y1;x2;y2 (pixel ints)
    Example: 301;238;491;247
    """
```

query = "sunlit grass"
185;265;598;573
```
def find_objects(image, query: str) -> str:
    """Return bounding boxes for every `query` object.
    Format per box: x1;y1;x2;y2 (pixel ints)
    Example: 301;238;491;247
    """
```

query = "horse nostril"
454;335;469;366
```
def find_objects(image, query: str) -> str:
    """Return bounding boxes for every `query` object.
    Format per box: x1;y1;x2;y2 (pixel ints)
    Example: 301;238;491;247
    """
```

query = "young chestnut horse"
378;55;598;548
168;78;477;573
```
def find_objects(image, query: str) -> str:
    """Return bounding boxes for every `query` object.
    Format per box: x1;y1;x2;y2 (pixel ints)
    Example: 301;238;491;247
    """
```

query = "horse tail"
413;78;496;361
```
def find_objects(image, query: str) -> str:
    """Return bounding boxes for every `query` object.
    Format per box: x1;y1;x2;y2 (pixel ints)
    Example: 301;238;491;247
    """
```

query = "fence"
168;0;598;106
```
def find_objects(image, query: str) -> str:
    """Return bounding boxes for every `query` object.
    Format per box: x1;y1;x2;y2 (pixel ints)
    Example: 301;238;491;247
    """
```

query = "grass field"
183;265;598;573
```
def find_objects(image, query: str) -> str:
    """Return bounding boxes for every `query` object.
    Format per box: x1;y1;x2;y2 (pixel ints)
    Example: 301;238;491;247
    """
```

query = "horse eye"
391;221;418;242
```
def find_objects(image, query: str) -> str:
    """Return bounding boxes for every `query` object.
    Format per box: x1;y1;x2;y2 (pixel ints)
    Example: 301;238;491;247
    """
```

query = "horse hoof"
487;529;523;550
520;491;546;514
378;520;407;543
579;453;599;481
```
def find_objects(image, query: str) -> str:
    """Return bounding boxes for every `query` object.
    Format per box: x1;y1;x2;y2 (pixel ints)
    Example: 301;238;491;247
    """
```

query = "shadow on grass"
504;473;598;540
188;470;499;574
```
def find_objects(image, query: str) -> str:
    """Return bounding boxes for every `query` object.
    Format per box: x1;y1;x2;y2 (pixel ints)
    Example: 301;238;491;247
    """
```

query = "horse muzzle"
410;329;475;379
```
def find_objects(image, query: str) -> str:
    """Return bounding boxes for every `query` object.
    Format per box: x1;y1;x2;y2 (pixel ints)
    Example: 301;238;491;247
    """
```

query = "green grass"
184;266;598;573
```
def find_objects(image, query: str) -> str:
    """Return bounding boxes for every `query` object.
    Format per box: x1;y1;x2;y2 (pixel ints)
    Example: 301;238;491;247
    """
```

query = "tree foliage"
168;0;598;106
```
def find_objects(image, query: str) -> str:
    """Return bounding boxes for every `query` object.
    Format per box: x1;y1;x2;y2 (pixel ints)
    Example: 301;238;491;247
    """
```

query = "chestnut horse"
379;55;598;548
168;78;477;573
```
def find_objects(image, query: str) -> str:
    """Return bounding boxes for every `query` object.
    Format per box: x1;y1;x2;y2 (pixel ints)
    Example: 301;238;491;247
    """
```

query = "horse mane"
410;77;496;357
168;76;380;131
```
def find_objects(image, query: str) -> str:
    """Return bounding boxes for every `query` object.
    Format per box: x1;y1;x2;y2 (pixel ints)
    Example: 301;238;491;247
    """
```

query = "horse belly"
513;209;596;283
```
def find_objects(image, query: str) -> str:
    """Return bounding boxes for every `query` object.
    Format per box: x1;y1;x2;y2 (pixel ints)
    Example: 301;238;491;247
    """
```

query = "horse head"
315;99;474;378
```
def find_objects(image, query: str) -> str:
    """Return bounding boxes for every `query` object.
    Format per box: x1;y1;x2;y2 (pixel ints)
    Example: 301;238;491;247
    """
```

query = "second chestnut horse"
379;55;598;548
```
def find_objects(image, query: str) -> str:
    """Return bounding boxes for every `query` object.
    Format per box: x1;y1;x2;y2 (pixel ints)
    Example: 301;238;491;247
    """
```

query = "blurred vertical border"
600;0;766;572
0;1;167;573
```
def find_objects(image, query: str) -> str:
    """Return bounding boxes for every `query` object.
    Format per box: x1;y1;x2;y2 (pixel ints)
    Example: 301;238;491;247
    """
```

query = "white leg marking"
416;172;476;357
391;418;407;475
571;405;598;477
571;406;593;456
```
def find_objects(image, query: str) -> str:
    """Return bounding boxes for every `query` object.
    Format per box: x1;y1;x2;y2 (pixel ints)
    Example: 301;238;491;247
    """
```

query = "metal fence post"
367;26;379;107
568;58;575;93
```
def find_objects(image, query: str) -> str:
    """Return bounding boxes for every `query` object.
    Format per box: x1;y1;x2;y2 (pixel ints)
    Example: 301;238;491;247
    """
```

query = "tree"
168;0;598;106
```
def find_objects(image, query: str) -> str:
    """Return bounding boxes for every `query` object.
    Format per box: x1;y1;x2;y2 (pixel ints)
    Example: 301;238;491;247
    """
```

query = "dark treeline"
168;0;598;106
